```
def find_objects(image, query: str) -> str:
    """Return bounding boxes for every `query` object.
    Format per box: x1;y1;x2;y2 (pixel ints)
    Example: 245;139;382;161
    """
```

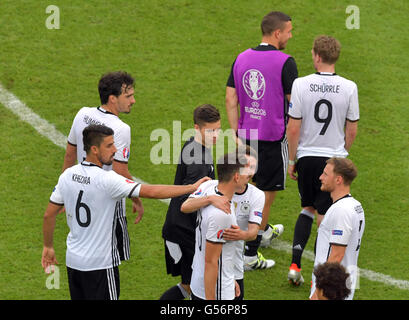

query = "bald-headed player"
225;11;296;270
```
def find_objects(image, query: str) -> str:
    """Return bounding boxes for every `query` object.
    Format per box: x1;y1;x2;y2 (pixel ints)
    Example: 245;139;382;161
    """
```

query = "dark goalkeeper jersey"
162;136;215;249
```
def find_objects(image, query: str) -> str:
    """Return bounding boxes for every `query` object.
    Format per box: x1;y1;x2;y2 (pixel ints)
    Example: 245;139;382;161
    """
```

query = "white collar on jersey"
81;160;101;168
316;71;337;76
97;106;116;116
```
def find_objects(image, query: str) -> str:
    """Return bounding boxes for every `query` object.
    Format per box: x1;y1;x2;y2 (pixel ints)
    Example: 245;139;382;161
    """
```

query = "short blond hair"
313;35;341;64
326;157;357;186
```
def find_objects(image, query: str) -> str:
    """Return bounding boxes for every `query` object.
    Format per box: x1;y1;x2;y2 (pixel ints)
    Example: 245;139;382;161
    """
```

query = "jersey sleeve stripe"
329;242;348;247
113;159;129;164
127;183;141;198
67;140;77;146
346;118;359;122
49;200;64;206
206;239;224;244
288;115;302;120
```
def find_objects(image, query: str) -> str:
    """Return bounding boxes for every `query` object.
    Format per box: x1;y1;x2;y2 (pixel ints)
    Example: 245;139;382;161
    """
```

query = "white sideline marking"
270;240;409;290
1;83;408;291
0;84;67;149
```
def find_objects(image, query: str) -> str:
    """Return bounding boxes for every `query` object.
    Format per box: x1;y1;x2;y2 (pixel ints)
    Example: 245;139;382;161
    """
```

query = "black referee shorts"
244;138;288;191
164;240;195;285
67;266;120;300
296;156;332;215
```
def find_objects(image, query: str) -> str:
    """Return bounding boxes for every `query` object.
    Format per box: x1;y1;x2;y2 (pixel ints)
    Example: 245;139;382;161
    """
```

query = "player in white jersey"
187;180;238;300
42;125;210;300
286;36;359;285
181;147;268;300
62;71;143;262
310;157;364;300
183;152;250;300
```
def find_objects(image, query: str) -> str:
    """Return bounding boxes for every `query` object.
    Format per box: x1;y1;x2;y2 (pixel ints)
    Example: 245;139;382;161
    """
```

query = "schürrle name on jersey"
72;173;91;185
309;83;340;93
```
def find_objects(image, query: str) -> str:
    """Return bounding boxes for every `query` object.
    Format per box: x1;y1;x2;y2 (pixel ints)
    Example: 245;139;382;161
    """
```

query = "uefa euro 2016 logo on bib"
243;69;265;101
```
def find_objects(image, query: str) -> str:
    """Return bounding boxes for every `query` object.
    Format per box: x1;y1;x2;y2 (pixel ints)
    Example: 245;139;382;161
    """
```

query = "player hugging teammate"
42;11;364;301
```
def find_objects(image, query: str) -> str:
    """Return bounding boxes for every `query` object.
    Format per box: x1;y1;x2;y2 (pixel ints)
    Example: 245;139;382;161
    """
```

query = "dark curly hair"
314;262;351;300
98;71;134;105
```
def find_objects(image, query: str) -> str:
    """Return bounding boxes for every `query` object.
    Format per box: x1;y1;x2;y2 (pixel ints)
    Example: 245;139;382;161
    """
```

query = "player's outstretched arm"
138;177;211;199
113;161;145;224
181;195;231;214
42;202;61;273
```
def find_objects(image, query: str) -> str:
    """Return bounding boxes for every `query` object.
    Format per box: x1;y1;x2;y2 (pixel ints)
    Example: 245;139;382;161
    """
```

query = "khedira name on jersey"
72;174;91;185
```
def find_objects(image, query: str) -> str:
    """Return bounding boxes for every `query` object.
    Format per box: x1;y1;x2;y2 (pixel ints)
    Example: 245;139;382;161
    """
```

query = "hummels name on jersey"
83;115;104;126
72;174;91;185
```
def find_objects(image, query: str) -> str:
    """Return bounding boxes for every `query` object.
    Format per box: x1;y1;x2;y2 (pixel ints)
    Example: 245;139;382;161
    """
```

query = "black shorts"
115;199;130;261
296;156;332;215
164;240;195;285
244;138;288;191
67;266;120;300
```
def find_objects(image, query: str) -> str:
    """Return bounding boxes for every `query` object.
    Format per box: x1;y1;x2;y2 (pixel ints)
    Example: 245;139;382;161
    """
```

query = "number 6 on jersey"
76;191;91;227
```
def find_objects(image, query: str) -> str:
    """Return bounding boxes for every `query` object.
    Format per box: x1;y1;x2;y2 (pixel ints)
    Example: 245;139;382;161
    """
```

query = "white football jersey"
289;73;359;159
189;180;238;300
190;180;264;280
50;161;141;271
67;107;131;171
311;195;365;300
232;183;264;280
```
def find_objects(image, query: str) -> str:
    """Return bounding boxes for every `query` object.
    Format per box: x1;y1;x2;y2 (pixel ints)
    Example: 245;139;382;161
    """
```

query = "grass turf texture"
0;0;408;300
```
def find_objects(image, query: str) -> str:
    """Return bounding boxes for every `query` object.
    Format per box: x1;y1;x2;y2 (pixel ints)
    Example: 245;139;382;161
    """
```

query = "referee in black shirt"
160;104;221;300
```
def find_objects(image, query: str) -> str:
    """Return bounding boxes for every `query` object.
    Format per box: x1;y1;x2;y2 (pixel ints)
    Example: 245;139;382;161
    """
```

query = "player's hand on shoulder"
222;225;243;241
209;195;231;214
192;176;212;190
